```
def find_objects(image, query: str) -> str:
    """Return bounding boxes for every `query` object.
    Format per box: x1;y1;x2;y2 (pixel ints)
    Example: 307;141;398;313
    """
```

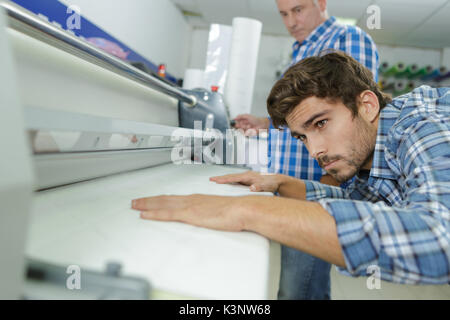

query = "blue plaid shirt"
268;16;379;182
304;86;450;284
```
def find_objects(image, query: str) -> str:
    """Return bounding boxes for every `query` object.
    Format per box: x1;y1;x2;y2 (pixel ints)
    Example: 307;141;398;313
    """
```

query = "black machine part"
23;258;151;300
178;88;231;133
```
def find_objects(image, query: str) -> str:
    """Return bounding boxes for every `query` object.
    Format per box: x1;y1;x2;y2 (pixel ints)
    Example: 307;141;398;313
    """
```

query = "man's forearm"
275;174;343;200
238;195;346;267
275;174;307;200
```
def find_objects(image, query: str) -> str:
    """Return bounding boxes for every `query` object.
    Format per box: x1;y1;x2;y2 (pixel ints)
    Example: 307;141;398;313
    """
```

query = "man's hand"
210;171;307;200
131;193;345;267
131;194;246;232
233;114;270;136
210;171;283;193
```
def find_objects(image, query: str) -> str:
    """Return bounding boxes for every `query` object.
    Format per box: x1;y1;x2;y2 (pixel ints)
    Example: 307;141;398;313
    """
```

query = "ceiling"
170;0;450;49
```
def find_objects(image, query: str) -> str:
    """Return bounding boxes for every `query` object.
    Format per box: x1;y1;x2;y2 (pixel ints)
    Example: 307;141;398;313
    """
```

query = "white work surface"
26;163;281;299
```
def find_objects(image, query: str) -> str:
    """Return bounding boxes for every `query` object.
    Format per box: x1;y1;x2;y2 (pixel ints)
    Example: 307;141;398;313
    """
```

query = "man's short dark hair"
267;51;392;129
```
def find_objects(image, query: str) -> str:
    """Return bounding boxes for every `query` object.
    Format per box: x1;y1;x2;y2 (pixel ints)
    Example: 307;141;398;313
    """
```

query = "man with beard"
232;0;379;300
132;52;450;285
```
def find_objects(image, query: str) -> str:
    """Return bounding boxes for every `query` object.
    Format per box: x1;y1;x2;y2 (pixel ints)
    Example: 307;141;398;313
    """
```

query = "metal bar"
24;106;195;137
0;1;197;106
34;148;175;190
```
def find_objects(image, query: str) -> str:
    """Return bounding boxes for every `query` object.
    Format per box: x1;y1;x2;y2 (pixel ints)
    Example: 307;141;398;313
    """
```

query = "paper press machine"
0;1;280;300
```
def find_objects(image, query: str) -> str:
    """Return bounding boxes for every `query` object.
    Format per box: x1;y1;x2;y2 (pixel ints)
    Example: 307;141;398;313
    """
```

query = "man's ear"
358;90;380;123
317;0;327;12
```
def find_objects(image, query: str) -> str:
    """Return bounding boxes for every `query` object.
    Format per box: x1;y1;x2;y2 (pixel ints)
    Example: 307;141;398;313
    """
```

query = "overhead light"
181;10;203;17
175;5;203;18
336;17;357;26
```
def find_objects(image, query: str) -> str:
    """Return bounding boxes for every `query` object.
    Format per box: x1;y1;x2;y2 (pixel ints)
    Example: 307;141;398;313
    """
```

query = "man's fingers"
233;122;246;129
244;128;258;136
210;173;253;185
131;195;174;211
131;197;152;210
250;184;267;192
234;114;251;121
210;174;242;183
140;209;176;221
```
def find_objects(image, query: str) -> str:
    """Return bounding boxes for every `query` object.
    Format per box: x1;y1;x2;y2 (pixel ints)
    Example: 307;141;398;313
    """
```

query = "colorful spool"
393;80;407;96
406;81;416;92
380;78;395;91
396;64;418;78
409;65;433;79
420;66;447;81
380;61;449;82
379;62;390;75
383;62;406;77
435;71;450;82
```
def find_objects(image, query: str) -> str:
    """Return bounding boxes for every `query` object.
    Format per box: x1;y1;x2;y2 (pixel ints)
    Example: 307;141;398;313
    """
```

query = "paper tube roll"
225;17;262;119
204;24;233;94
182;68;205;90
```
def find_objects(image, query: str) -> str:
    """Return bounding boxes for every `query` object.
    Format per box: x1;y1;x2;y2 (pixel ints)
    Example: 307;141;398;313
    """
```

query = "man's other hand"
210;171;283;193
233;114;270;136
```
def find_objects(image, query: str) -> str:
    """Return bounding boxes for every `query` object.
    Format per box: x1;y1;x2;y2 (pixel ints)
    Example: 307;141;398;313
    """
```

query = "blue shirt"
267;16;379;182
304;86;450;284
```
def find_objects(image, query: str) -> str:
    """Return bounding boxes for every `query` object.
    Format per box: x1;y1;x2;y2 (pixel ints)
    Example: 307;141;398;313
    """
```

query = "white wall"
442;47;450;67
62;0;192;78
377;44;442;69
187;28;209;70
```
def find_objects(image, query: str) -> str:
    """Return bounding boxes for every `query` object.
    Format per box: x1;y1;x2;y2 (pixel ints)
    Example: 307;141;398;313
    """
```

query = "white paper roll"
204;24;233;94
183;68;206;90
224;17;262;119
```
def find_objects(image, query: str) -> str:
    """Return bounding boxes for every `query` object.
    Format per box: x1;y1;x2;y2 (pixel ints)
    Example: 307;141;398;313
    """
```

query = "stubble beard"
319;115;377;183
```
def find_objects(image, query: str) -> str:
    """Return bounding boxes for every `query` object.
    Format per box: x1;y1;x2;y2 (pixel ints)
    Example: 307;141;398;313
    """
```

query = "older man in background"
233;0;379;300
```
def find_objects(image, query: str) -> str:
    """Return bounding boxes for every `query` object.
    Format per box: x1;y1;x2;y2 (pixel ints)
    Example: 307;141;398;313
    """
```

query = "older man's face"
277;0;325;43
285;96;378;183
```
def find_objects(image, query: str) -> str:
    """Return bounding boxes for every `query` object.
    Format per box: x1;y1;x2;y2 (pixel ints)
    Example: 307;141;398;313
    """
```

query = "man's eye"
316;119;328;128
295;134;306;142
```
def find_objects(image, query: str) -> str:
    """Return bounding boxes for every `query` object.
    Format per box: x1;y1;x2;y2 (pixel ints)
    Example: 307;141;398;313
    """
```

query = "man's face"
276;0;326;43
285;96;378;182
